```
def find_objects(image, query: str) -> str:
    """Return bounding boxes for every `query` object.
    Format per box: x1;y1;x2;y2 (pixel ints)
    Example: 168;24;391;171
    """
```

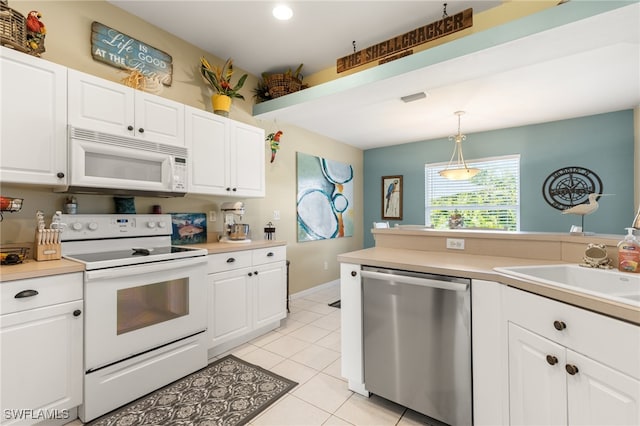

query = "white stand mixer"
220;201;251;243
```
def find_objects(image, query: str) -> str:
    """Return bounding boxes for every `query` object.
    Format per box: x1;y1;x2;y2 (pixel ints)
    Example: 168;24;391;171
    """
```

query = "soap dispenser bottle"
618;228;640;273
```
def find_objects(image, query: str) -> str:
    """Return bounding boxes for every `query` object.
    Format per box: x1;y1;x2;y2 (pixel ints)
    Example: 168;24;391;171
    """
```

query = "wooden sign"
91;22;173;86
337;8;473;73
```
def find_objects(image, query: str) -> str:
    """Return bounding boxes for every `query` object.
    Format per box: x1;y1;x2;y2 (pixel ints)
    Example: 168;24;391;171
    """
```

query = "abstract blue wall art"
297;152;354;242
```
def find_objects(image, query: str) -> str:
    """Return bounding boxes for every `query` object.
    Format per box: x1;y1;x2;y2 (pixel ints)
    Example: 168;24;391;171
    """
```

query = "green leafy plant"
253;78;272;103
200;57;248;100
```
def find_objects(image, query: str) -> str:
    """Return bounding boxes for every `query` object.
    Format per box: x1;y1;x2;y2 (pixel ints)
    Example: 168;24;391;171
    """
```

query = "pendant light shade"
439;111;480;180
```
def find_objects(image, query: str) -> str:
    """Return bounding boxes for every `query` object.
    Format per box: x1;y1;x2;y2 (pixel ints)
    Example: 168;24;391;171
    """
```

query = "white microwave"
64;127;188;197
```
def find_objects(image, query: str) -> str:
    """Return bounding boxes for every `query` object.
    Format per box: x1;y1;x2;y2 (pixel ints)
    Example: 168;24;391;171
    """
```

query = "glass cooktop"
63;245;207;270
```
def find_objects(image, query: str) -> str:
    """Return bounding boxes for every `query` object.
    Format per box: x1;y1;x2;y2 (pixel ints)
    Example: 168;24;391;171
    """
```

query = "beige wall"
1;1;364;294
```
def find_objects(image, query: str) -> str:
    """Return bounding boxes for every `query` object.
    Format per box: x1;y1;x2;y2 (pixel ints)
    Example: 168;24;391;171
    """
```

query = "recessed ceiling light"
273;4;293;20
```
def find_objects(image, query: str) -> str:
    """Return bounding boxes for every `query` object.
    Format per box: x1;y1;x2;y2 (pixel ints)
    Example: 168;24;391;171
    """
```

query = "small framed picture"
381;175;403;220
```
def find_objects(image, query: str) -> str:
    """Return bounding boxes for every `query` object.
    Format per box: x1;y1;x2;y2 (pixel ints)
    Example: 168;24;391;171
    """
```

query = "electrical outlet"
323;261;328;270
446;238;465;250
208;210;217;222
273;210;280;220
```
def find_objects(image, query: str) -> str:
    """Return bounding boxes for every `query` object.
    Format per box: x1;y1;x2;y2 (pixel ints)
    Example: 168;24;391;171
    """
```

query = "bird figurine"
562;193;612;231
562;193;609;216
26;10;46;56
266;130;283;163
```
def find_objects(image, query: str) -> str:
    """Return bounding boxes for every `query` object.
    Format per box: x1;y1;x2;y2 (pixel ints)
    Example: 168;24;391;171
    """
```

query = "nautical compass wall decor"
542;166;603;211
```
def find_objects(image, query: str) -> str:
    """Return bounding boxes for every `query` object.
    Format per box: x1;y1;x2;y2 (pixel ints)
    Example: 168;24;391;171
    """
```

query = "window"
425;154;520;230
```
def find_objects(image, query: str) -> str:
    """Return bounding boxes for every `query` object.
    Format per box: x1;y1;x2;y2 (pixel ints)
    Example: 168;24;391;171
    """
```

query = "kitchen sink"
494;264;640;307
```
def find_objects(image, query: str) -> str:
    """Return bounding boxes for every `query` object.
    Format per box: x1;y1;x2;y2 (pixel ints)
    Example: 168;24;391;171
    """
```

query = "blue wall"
363;110;635;248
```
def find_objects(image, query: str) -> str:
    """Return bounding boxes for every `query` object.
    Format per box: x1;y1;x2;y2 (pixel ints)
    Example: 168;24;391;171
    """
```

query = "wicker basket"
265;73;303;98
0;3;27;52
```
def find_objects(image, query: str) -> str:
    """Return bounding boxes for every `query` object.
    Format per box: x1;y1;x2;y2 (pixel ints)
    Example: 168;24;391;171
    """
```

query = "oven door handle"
360;270;468;292
85;256;206;281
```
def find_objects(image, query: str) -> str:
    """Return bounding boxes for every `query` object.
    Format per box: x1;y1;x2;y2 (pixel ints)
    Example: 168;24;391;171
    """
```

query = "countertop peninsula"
339;229;640;325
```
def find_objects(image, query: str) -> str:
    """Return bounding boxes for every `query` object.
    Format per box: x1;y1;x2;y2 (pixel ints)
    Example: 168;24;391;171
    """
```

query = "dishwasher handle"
360;270;468;292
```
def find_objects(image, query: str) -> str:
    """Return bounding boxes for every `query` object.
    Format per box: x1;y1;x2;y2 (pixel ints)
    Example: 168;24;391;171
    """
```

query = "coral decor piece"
25;10;45;56
266;130;283;163
120;69;163;94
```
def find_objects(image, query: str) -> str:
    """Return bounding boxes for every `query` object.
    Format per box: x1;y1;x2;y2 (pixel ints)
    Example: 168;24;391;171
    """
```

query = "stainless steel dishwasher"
361;266;472;426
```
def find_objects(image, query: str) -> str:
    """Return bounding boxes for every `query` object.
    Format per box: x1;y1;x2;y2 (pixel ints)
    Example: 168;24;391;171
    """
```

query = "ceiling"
109;1;639;150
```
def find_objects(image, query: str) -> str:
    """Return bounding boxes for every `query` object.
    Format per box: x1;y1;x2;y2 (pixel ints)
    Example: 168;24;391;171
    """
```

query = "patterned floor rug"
88;355;297;426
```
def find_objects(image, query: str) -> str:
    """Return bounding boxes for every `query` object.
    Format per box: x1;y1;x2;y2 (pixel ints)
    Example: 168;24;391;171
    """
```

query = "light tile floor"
67;283;438;426
230;283;438;426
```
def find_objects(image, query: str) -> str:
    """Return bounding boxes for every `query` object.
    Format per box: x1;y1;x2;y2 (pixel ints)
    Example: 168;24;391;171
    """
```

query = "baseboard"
290;279;339;300
207;320;282;359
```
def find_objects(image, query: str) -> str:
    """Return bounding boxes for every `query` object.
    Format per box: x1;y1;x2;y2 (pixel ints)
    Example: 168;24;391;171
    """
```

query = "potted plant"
200;56;248;116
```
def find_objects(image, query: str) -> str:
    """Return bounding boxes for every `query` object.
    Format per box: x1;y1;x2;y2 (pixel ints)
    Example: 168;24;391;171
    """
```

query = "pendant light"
439;111;480;180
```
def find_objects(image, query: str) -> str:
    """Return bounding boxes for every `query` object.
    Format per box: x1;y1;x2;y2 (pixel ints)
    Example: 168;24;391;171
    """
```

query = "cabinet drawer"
252;246;286;266
208;251;252;273
1;273;83;315
504;286;640;379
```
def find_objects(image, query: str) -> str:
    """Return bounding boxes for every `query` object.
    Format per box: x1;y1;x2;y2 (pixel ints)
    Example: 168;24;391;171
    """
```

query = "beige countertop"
185;239;287;254
0;259;85;282
0;240;287;282
338;247;640;325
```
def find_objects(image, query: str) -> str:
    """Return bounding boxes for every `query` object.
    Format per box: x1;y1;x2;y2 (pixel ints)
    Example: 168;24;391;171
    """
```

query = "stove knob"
88;222;98;231
157;221;167;228
71;222;83;231
147;222;156;229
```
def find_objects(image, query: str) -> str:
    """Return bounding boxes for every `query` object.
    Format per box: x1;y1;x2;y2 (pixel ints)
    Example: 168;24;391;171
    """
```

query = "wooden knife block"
34;234;61;261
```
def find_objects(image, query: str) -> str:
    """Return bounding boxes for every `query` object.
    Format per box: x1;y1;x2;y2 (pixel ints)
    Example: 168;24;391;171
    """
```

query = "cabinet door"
68;69;135;137
230;122;265;197
567;350;640;426
207;269;251;349
134;91;184;146
253;261;286;329
1;47;67;186
0;300;83;424
509;323;567;426
185;106;229;195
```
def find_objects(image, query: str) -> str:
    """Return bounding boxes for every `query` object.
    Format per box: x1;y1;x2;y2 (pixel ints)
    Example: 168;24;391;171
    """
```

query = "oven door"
84;256;207;371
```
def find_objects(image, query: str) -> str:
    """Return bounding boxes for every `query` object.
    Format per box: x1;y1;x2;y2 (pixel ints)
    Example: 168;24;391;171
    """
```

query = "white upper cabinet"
68;69;185;147
230;121;265;197
0;47;68;186
185;106;265;197
185;106;229;195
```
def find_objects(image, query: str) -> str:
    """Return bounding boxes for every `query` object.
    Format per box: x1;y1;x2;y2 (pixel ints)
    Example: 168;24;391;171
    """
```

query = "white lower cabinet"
207;246;286;356
208;268;252;347
0;273;83;425
505;286;640;426
508;323;567;425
